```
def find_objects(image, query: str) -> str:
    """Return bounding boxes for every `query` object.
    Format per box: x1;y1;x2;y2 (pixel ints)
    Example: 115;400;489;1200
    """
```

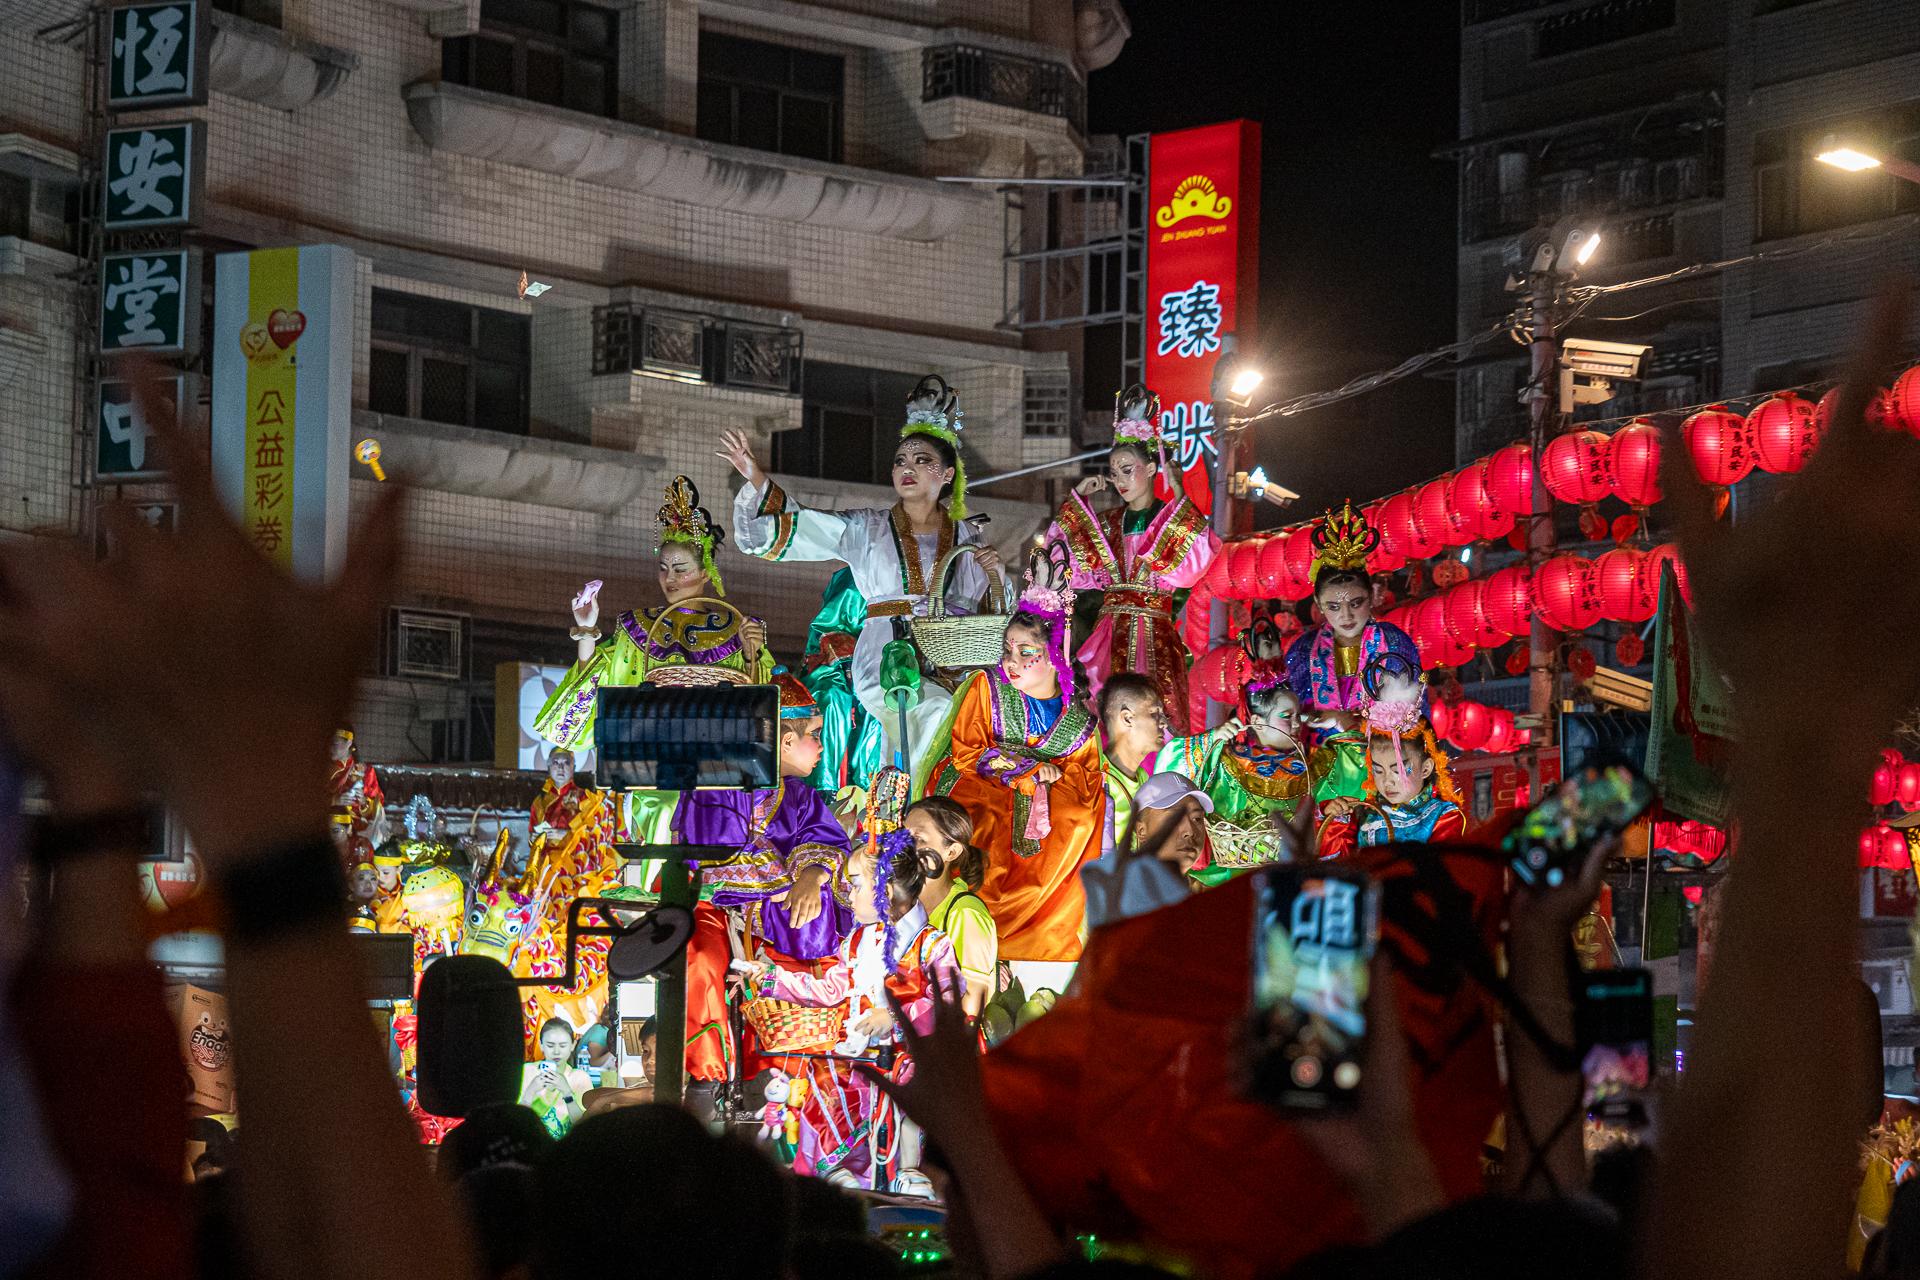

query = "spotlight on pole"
1816;133;1883;172
1573;230;1602;267
1228;366;1265;401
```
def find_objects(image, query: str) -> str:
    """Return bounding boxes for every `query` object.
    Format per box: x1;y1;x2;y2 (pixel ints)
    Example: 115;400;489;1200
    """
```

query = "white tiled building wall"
0;0;1094;763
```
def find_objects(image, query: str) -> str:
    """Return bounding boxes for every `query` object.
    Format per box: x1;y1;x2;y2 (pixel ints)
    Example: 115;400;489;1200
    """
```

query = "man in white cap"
1081;772;1213;931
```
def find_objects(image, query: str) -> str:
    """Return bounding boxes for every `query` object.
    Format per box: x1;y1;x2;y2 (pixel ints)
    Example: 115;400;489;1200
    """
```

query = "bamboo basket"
909;545;1012;671
740;995;847;1054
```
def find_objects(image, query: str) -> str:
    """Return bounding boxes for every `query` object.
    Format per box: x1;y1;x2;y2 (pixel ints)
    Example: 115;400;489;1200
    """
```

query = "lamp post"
1815;134;1920;185
1206;335;1263;726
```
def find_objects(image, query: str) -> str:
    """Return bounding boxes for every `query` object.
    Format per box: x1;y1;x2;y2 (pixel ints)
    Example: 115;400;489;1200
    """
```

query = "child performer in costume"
919;553;1105;993
536;476;774;751
668;673;853;1086
743;816;961;1194
1048;386;1219;731
328;726;384;845
720;375;1002;768
803;567;886;797
906;796;999;1017
1317;724;1467;858
1283;502;1424;805
1157;676;1314;886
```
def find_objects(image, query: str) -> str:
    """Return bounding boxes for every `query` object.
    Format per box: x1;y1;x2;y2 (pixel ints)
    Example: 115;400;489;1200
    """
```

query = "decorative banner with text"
1143;119;1261;514
211;244;353;583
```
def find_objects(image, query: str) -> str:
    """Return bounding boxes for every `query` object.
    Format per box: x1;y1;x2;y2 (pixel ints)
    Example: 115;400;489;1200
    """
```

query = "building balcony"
403;81;980;241
210;11;357;111
592;302;802;395
354;407;659;516
922;43;1085;137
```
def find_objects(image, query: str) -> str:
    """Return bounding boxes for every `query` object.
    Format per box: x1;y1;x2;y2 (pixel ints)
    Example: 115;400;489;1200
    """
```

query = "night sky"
1090;4;1463;521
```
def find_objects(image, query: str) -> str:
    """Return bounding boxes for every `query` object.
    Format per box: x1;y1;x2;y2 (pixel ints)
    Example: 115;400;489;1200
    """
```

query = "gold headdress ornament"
1307;501;1380;583
899;374;968;521
657;475;724;595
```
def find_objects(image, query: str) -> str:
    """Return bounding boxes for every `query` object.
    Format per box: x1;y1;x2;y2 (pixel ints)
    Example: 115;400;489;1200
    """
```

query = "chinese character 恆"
1155;280;1223;360
251;515;285;552
115;7;186;98
104;256;181;348
252;470;286;511
102;398;155;471
254;431;286;470
109;130;184;218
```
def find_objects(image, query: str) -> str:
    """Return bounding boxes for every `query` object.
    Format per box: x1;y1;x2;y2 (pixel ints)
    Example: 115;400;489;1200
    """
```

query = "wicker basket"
1205;815;1286;870
641;598;755;687
741;995;846;1054
910;546;1012;671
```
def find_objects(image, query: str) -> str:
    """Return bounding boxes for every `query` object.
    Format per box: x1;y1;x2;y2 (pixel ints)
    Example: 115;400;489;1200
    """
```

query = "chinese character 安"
109;130;184;218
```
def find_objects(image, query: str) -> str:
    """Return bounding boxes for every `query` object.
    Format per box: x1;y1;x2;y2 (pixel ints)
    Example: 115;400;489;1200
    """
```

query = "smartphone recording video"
1247;865;1379;1113
1577;968;1654;1129
1505;762;1653;890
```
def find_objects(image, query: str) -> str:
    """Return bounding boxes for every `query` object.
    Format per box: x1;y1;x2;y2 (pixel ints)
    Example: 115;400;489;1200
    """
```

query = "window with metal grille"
1754;101;1920;242
1533;0;1674;59
368;290;530;435
387;608;471;681
1022;369;1071;437
774;362;924;485
443;0;618;119
696;30;844;164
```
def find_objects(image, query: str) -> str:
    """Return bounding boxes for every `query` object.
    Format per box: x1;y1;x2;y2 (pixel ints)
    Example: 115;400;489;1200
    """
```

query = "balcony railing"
1465;154;1717;243
592;304;802;395
922;44;1085;135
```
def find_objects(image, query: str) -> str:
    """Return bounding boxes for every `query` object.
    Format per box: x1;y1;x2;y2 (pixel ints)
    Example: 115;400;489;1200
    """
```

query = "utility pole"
1524;273;1561;748
1207;333;1254;727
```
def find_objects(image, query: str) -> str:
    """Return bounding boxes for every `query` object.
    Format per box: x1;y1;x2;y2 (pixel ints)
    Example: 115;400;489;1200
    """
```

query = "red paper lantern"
1428;696;1452;742
1860;827;1883;868
1593;547;1649;623
1682;405;1755;487
1204;548;1233;595
1398;489;1443;560
1606;419;1663;506
1533;554;1601;632
1639;543;1689;607
1450;700;1491;751
1378;491;1426;561
1884;826;1912;869
1193;643;1251;705
1567;644;1598;682
1483;708;1517;755
1814;385;1844;435
1541;430;1611;506
1615;633;1646;667
1417;476;1474;548
1898;764;1920;810
1362;503;1404;575
1441;583;1478;651
1487;443;1534;516
1256;533;1290;596
1748;391;1822;475
1284;528;1318;600
1226;539;1263;600
1483;565;1531;637
1872;764;1898;807
1450;460;1496;541
1462;579;1510;650
1505;648;1529;677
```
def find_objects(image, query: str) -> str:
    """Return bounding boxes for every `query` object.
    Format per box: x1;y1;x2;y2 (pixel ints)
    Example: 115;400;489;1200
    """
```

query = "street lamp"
1228;366;1265;401
1814;133;1920;184
1206;339;1264;726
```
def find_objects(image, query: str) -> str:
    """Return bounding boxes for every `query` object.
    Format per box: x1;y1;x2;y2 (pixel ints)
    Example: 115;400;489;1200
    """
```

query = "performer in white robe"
719;376;1002;772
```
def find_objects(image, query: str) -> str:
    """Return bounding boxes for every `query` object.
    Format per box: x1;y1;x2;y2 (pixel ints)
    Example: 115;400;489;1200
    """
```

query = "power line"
1230;213;1920;429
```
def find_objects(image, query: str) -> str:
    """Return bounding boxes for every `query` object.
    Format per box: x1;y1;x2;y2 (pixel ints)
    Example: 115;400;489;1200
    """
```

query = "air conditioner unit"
387;608;470;681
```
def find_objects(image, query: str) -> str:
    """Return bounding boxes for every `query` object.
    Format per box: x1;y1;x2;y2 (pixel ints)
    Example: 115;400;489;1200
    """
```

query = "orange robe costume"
980;842;1508;1279
921;670;1105;963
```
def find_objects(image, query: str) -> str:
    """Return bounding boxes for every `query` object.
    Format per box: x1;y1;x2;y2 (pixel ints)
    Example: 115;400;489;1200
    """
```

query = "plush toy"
759;1068;804;1163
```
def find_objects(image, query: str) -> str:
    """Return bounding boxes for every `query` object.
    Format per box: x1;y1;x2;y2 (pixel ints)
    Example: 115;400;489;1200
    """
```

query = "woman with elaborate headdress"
1282;502;1424;806
1048;385;1220;732
916;549;1105;993
718;375;1001;768
535;475;774;750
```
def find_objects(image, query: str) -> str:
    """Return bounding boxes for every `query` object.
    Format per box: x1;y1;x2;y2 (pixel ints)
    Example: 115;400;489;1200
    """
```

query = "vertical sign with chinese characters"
102;120;204;230
211;245;355;583
1143;120;1261;514
100;249;197;354
109;0;209;110
97;375;181;479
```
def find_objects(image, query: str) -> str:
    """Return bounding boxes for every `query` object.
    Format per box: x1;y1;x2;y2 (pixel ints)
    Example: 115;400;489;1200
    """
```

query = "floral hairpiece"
658;475;725;595
1015;540;1077;703
899;374;968;521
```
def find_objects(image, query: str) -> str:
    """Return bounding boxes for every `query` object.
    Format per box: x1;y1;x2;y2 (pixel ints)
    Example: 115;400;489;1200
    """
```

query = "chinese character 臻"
105;256;181;348
1155;280;1223;360
102;397;154;470
115;7;186;98
254;431;286;470
252;470;286;511
109;130;184;218
251;515;285;552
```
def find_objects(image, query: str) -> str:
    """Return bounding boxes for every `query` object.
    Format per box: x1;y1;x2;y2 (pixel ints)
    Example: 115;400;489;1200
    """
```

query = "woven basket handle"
642;596;750;649
928;545;1010;620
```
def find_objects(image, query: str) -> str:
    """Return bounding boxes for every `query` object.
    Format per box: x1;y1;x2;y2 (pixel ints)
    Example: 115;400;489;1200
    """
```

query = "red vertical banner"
1144;120;1261;515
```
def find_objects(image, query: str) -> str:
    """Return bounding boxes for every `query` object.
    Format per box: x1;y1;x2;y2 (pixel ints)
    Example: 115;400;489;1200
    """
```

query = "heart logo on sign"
239;322;274;362
268;309;306;349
